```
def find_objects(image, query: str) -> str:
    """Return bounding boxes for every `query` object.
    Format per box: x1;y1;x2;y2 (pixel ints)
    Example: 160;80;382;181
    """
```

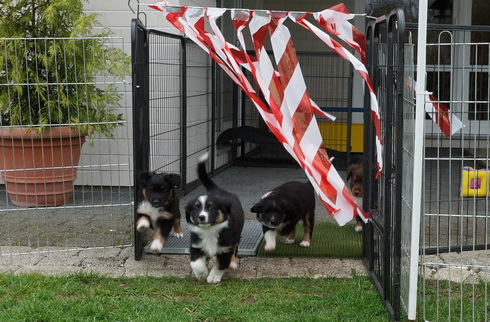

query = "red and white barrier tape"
149;2;374;224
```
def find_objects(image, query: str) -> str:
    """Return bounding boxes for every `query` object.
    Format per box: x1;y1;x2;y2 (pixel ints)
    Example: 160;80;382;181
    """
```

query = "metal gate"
363;9;406;321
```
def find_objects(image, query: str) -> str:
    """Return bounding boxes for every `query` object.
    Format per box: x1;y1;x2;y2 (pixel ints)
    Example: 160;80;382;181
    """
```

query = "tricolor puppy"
346;157;364;233
185;153;245;284
251;181;315;251
136;171;183;253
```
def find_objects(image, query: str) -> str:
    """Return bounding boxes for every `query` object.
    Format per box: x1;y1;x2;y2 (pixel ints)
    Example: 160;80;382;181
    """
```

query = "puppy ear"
185;202;194;223
139;171;151;186
184;202;192;216
250;204;260;213
166;173;181;188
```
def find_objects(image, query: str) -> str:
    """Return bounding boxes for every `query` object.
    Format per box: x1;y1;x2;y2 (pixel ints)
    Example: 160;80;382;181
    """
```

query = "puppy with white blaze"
185;153;245;284
251;181;315;251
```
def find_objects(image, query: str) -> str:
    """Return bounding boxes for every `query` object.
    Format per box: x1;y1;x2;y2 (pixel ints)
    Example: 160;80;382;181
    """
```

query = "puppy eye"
208;205;214;211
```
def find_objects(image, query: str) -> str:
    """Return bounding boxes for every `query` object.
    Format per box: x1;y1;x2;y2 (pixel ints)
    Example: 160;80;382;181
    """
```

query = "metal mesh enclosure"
362;15;490;321
0;36;133;265
412;25;490;321
131;19;360;259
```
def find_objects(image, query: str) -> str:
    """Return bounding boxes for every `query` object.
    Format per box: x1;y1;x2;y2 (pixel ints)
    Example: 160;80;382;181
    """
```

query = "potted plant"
0;0;130;207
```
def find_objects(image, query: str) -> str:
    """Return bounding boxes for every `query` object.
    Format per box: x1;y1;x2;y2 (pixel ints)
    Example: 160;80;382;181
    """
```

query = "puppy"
185;153;245;284
346;157;364;233
136;171;184;253
250;181;315;252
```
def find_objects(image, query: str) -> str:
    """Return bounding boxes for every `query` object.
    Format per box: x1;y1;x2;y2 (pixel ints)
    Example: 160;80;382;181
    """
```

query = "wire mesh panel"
409;25;490;321
147;29;214;180
0;36;133;265
183;40;214;183
147;30;184;177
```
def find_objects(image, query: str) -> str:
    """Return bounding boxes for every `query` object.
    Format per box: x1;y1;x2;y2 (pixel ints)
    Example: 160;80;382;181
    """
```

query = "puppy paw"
194;271;208;281
149;239;164;253
207;267;225;284
299;241;310;248
136;218;150;232
191;259;208;281
206;275;222;284
355;225;363;233
173;231;184;238
229;262;238;270
264;230;276;252
264;243;276;252
283;238;295;245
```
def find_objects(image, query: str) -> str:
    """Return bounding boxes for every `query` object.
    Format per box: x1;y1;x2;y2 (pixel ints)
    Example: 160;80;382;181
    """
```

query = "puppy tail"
198;152;218;191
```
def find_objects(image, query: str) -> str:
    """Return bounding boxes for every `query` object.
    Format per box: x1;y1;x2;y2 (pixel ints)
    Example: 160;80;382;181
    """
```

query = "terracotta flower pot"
0;126;86;207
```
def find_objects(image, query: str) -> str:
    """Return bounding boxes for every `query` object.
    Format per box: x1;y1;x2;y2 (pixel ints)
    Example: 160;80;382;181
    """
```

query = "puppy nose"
198;214;206;221
151;199;161;206
353;189;362;197
269;218;277;225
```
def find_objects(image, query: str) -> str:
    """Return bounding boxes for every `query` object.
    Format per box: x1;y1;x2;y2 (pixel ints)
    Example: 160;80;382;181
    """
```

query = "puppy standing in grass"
136;171;184;253
251;181;315;251
185;153;245;284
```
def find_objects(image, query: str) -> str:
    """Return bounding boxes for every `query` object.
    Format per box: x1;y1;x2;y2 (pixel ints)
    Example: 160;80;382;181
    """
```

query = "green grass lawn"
422;279;489;321
0;273;390;321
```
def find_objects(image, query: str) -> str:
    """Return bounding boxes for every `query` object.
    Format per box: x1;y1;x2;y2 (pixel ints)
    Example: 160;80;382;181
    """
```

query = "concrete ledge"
0;246;367;279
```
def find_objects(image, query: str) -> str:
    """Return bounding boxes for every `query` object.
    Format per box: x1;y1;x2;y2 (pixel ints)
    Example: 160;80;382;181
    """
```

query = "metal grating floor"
144;220;263;256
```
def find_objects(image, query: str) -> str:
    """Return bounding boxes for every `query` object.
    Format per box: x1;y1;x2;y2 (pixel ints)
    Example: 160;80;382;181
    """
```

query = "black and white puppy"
251;181;315;252
346;157;364;233
185;153;245;284
136;171;183;253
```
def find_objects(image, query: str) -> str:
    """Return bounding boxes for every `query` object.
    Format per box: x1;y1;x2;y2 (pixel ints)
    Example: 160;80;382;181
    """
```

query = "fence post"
409;0;429;319
131;19;150;261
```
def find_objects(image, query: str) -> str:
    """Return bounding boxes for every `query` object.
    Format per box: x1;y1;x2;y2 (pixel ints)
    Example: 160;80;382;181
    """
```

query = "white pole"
408;0;428;320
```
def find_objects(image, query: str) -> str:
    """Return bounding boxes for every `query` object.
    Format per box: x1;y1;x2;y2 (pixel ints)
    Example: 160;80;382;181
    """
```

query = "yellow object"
460;167;489;197
318;122;364;153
